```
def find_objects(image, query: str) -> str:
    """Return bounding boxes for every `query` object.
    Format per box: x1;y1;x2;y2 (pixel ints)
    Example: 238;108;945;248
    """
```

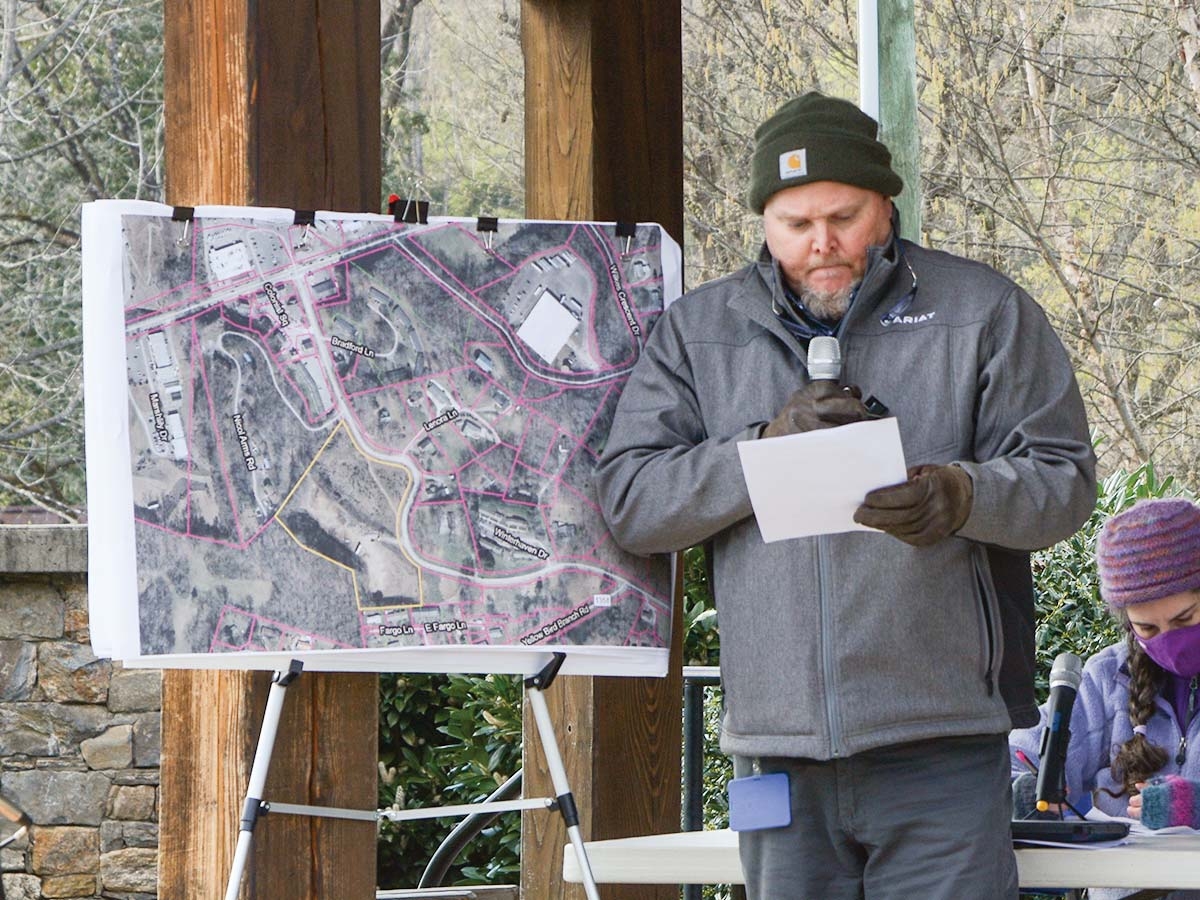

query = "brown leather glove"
761;381;870;438
853;464;974;546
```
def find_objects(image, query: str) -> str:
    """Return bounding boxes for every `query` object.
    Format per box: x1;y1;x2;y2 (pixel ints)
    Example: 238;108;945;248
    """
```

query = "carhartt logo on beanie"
747;91;904;213
1096;498;1200;609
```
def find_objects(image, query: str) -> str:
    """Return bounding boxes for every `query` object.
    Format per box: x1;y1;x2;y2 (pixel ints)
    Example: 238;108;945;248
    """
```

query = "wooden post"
159;1;380;897
521;2;685;898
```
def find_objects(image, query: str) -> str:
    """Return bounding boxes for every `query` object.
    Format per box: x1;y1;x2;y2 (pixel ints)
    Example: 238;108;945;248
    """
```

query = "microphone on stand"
1035;652;1083;812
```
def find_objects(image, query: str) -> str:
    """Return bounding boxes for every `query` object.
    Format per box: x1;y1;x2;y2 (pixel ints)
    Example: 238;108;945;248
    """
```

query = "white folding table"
562;828;1200;891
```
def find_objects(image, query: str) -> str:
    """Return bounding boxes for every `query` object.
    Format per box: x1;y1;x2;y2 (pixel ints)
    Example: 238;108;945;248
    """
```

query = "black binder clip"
172;206;195;248
388;193;429;225
477;216;499;252
293;210;316;248
615;221;637;256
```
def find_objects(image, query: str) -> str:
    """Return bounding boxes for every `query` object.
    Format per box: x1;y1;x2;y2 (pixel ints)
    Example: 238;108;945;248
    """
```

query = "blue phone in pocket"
728;771;792;831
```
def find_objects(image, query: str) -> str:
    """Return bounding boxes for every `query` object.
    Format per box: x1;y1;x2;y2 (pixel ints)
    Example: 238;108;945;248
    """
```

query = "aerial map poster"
81;201;680;676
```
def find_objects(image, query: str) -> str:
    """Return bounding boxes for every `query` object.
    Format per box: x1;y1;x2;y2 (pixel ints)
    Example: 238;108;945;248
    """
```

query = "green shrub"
377;671;523;889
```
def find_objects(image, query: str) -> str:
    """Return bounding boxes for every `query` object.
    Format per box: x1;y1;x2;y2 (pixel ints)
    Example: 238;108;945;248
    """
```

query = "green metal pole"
878;0;922;241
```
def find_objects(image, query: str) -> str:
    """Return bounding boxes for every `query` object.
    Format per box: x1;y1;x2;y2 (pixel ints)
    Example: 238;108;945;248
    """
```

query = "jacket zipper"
981;596;996;696
817;536;843;757
1176;675;1197;766
973;550;997;695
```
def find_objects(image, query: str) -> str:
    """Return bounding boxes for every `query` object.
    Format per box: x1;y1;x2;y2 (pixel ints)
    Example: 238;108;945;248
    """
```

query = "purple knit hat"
1096;498;1200;609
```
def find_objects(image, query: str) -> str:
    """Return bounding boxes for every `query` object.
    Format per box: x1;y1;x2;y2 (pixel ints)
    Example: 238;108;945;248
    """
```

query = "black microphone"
807;336;841;383
1035;652;1083;811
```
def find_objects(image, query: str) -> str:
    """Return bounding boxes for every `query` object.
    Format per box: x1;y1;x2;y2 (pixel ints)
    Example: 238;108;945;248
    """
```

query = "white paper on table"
736;417;908;543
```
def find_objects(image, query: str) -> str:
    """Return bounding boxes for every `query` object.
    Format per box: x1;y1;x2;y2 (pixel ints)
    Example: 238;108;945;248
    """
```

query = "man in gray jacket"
595;92;1096;899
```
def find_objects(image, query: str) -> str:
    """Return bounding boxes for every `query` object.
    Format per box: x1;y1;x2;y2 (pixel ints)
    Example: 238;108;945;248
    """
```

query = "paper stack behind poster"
81;200;679;677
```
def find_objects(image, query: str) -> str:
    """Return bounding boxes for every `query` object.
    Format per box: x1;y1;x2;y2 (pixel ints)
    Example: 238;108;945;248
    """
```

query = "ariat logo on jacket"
882;310;936;327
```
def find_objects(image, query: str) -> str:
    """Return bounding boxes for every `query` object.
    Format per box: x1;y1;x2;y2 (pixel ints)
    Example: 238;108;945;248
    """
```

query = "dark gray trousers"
734;733;1018;900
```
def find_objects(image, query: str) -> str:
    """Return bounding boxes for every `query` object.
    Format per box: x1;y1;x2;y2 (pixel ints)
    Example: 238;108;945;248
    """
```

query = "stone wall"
0;525;159;899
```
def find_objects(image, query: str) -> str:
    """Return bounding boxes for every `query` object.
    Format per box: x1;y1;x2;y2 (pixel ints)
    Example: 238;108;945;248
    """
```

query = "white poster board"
82;201;680;676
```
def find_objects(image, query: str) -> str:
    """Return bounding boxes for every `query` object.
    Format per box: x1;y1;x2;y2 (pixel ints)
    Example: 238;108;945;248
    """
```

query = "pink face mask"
1136;620;1200;678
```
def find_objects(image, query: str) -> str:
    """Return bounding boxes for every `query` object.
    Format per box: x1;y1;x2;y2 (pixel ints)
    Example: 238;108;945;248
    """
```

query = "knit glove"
761;381;869;438
1140;775;1200;830
854;464;974;547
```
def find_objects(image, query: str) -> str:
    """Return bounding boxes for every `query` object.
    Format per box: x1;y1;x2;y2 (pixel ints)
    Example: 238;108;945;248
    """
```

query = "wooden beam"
160;1;380;897
521;2;684;897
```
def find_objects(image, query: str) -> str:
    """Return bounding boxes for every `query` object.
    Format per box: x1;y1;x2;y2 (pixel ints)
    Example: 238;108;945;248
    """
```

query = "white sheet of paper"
736;417;908;543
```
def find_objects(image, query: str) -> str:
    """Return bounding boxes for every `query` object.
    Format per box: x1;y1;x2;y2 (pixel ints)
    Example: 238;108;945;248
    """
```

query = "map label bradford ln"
263;281;289;326
149;392;169;443
422;408;459;432
232;413;256;471
610;263;640;337
493;525;549;559
520;602;594;645
331;334;376;358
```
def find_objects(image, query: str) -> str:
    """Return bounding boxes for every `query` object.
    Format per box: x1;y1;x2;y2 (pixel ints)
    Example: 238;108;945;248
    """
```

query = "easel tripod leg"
526;654;602;900
224;660;304;900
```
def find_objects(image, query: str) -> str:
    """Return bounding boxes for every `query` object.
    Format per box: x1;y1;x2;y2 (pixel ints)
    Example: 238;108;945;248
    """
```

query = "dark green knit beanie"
747;92;904;213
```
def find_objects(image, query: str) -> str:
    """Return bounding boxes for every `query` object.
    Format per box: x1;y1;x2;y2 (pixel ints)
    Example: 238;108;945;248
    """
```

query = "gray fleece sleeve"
595;309;758;555
954;286;1097;550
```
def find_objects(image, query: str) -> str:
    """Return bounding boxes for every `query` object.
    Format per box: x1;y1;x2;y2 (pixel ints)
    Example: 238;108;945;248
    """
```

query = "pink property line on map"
125;284;214;328
209;604;356;652
566;229;609;365
447;222;520;282
128;220;267;322
535;426;565;474
582;226;642;367
406;239;500;309
474;233;583;294
515;607;607;646
184;328;197;527
345;364;479;457
402;232;601;357
454;489;551;578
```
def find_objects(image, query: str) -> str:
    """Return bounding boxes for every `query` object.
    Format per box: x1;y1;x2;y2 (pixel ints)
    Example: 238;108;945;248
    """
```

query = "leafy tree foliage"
680;0;1200;482
0;0;163;519
381;0;523;218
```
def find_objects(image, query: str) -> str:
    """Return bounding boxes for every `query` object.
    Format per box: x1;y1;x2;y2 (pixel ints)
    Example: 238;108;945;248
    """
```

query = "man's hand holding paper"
854;463;974;547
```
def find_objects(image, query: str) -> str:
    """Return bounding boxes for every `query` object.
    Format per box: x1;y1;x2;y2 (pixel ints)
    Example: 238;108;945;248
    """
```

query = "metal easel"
224;653;601;900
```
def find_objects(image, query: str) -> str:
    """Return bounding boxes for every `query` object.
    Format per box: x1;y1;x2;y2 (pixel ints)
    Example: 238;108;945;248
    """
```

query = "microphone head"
808;336;841;381
1049;652;1082;690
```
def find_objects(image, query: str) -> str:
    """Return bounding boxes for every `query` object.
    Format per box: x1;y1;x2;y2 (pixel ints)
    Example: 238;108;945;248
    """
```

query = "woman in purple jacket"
1011;498;1200;829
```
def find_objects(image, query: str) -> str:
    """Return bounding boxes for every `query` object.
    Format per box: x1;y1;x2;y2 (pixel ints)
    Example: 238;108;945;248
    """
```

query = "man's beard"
800;284;856;324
